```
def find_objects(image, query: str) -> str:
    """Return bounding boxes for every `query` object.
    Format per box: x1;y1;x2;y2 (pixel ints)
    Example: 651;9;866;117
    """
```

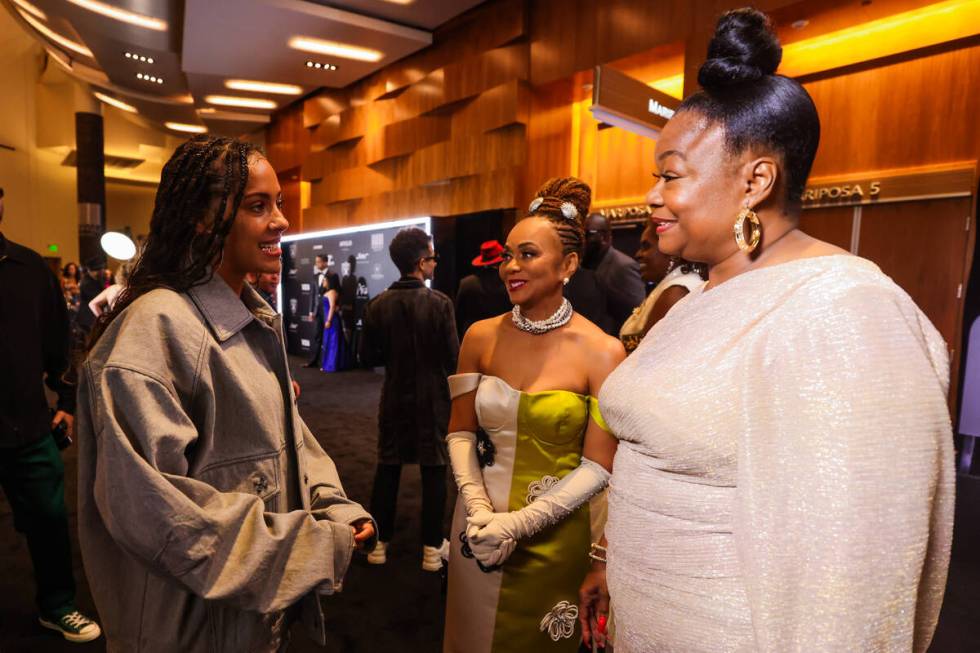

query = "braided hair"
87;135;263;349
526;177;591;257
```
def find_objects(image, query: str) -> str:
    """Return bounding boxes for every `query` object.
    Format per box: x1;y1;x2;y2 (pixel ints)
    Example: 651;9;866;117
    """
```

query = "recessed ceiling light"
136;73;164;84
205;95;277;110
66;0;167;32
12;0;46;21
305;60;338;71
224;80;303;96
792;19;810;30
16;9;93;58
125;51;155;64
288;36;383;63
94;92;137;113
165;122;207;134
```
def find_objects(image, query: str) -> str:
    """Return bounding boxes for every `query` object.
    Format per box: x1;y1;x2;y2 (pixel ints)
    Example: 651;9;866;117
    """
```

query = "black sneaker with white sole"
39;610;102;643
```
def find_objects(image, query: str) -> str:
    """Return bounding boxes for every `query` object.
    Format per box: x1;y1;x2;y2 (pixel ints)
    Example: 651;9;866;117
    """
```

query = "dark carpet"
0;357;977;652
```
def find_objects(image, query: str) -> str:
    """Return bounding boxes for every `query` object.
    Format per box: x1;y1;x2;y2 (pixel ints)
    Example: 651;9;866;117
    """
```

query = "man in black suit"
583;213;646;335
305;253;336;367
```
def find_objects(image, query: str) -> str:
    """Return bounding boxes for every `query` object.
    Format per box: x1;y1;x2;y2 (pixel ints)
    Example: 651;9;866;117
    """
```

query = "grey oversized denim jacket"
77;274;374;653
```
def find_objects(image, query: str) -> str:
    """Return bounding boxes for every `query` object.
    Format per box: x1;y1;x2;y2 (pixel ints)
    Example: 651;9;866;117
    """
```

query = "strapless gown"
598;255;954;652
443;373;608;653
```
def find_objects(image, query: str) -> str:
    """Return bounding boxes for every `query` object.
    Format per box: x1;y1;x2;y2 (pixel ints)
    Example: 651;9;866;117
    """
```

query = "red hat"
472;240;505;267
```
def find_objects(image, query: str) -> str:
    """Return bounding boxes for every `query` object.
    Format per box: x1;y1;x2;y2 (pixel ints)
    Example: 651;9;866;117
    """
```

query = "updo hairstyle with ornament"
525;177;592;258
677;7;820;210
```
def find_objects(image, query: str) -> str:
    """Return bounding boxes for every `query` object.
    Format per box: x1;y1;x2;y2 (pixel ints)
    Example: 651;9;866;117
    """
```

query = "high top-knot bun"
698;8;782;91
528;176;592;257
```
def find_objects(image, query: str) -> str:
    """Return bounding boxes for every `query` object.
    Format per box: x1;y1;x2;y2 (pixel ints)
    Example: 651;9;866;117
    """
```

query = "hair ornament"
528;197;544;213
560;202;578;220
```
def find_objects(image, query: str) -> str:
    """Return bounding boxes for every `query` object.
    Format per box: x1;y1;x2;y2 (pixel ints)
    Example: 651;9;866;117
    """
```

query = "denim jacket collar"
187;273;278;343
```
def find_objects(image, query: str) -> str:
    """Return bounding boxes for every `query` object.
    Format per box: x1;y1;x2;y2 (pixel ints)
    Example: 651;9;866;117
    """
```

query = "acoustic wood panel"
806;45;980;177
798;206;854;251
270;0;530;228
858;197;973;351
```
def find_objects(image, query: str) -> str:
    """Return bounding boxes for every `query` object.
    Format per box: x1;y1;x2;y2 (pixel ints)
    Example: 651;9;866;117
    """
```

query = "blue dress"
320;296;345;372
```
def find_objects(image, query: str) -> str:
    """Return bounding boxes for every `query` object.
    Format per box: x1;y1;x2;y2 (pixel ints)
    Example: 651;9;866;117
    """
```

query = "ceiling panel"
1;0;488;137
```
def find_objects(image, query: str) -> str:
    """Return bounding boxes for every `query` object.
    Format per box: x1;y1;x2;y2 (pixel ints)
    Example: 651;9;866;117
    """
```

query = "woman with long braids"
443;177;625;653
581;8;953;652
76;135;376;652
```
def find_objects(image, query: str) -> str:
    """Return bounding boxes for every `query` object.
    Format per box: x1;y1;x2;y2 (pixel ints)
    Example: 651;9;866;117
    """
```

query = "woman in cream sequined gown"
586;9;954;652
443;177;625;653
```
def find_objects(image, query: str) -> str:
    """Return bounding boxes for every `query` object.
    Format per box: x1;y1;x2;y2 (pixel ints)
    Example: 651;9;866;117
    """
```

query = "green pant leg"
0;435;76;617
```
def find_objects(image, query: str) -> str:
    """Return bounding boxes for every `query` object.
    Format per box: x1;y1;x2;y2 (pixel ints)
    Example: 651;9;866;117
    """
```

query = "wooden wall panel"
806;44;980;177
858;197;973;351
798;206;854;251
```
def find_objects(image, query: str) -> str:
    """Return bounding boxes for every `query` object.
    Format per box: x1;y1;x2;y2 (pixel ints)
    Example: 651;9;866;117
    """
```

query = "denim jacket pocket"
196;453;282;512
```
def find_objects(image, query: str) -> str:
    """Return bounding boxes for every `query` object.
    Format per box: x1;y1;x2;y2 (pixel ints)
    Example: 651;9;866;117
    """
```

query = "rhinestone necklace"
511;298;573;335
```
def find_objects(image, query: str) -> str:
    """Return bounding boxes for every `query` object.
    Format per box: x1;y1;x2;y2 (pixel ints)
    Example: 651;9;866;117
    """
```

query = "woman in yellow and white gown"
443;177;625;653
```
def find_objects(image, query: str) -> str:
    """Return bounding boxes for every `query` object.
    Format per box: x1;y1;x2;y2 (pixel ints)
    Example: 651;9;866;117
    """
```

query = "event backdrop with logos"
278;217;431;357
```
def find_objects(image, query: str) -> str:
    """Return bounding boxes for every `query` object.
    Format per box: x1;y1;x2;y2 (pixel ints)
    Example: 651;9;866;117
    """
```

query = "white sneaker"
422;539;450;572
367;540;388;565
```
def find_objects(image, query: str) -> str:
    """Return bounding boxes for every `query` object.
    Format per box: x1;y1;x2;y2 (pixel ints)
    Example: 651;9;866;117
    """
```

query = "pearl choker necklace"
511;298;573;335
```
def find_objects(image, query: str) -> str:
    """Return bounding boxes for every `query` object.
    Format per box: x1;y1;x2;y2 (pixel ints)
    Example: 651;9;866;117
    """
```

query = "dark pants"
308;307;324;365
0;435;76;617
369;464;447;547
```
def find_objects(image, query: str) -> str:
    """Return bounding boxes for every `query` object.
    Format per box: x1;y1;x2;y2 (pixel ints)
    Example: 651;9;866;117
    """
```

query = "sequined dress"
444;373;609;653
598;255;954;652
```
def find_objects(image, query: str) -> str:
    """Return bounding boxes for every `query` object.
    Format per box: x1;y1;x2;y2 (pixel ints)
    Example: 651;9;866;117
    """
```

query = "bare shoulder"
567;315;625;365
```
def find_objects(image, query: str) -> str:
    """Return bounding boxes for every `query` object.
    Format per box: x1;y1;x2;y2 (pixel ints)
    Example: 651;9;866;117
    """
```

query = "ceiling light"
94;92;137;113
305;60;338;71
12;0;46;21
66;0;167;32
205;95;277;110
17;9;93;58
288;36;383;63
100;232;137;260
165;122;207;134
224;79;303;96
124;51;154;64
197;107;216;114
136;73;164;84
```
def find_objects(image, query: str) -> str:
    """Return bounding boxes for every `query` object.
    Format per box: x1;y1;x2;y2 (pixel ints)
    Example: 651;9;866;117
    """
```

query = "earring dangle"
562;277;569;286
733;206;761;253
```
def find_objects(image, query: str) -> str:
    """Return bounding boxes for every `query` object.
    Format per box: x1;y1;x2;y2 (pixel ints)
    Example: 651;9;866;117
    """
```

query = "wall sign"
802;164;974;209
590;65;681;139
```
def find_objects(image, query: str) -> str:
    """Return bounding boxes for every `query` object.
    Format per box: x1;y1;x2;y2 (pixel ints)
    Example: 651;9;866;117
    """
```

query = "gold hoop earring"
733;206;761;253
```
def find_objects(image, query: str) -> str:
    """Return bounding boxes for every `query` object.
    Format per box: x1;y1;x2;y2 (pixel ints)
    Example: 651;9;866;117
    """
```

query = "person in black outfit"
361;228;459;571
454;240;512;340
73;257;106;337
0;187;101;642
305;253;337;367
582;212;646;334
339;255;358;363
563;266;611;332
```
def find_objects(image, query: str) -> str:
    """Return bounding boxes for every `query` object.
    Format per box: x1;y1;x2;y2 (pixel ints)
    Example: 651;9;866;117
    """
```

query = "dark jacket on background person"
454;268;511;340
74;272;103;333
0;234;75;448
564;267;611;334
361;277;459;466
77;274;374;653
591;245;645;334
